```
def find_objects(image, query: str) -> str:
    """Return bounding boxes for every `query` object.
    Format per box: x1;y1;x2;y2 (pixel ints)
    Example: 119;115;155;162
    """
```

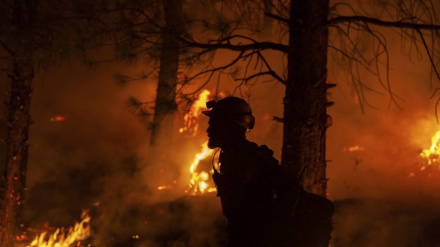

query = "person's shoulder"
243;141;279;165
258;144;275;157
243;140;259;151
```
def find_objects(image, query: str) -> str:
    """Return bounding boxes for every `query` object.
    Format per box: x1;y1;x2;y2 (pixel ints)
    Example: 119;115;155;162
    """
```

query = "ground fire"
409;130;440;178
18;211;91;247
181;90;217;195
185;141;216;195
157;89;217;195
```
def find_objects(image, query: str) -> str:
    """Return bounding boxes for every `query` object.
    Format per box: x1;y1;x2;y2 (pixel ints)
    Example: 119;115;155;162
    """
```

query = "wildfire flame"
419;130;440;165
177;89;216;195
186;141;216;195
408;130;440;178
156;90;216;194
179;89;210;136
27;211;91;247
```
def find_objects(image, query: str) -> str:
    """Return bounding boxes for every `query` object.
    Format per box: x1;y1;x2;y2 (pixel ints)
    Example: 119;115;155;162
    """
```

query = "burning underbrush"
407;130;440;180
18;196;224;247
16;211;91;247
17;89;225;247
17;88;440;246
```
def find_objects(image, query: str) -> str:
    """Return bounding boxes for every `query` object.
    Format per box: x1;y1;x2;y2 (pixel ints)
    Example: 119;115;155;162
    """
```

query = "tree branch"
264;12;289;24
416;28;440;80
181;36;288;53
328;15;440;30
236;70;286;84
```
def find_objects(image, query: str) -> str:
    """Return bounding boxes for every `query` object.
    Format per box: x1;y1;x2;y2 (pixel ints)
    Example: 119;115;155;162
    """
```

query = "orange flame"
419;130;440;165
186;141;216;195
27;211;91;247
179;90;210;136
409;130;440;178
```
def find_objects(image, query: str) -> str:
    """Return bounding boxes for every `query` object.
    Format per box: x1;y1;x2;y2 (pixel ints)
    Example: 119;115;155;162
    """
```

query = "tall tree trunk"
150;0;184;146
0;62;34;247
282;0;330;196
0;0;36;246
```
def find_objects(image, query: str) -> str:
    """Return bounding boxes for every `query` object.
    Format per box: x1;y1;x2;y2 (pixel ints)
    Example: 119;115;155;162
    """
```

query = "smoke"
326;24;440;198
324;18;440;246
0;60;227;246
1;5;440;246
3;41;438;246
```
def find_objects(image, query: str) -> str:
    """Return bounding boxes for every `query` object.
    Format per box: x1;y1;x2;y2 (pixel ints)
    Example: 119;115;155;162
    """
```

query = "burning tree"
177;0;440;196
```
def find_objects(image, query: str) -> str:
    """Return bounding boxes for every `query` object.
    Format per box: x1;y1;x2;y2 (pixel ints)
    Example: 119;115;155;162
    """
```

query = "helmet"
202;97;255;129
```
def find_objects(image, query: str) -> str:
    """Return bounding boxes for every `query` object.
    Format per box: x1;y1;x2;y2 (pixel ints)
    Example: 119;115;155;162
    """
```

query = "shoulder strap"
211;148;221;175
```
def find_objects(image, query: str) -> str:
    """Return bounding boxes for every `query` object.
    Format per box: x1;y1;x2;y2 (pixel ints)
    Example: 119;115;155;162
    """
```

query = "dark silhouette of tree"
0;1;44;245
150;0;184;146
103;0;187;147
178;0;440;196
0;1;104;245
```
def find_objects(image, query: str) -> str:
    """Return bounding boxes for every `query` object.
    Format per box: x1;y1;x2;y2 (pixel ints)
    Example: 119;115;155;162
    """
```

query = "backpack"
213;143;334;246
258;145;334;247
289;187;334;247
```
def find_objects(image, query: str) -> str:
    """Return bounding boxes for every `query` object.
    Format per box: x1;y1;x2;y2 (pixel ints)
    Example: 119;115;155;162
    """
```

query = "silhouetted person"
203;97;300;247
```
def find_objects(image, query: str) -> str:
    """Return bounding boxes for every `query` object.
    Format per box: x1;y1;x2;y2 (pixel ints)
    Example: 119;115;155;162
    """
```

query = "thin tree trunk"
0;62;34;247
150;0;184;146
282;0;330;196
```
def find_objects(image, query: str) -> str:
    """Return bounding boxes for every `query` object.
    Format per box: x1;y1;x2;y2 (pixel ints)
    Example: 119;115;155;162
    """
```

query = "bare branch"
235;71;286;84
0;41;15;57
264;12;289;24
328;15;440;30
416;28;440;80
181;36;289;53
179;50;247;95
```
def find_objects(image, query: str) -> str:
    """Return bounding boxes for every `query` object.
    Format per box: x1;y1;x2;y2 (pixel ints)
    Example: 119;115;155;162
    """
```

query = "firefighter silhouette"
203;97;302;247
203;97;335;246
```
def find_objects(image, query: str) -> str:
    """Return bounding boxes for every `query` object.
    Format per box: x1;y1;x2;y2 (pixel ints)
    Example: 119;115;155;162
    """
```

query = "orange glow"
343;145;364;152
27;211;91;247
409;130;440;178
50;115;65;122
157;185;168;190
179;90;210;136
186;141;216;195
419;130;440;164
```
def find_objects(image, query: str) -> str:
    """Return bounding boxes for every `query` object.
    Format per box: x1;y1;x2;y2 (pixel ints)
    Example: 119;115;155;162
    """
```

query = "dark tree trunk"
0;62;34;247
150;0;184;146
282;0;330;196
0;1;36;246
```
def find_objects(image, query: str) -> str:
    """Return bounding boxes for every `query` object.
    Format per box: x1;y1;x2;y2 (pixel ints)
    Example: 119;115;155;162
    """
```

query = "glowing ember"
50;115;65;122
26;211;91;247
186;141;216;195
157;185;168;190
343;145;364;152
179;90;210;136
